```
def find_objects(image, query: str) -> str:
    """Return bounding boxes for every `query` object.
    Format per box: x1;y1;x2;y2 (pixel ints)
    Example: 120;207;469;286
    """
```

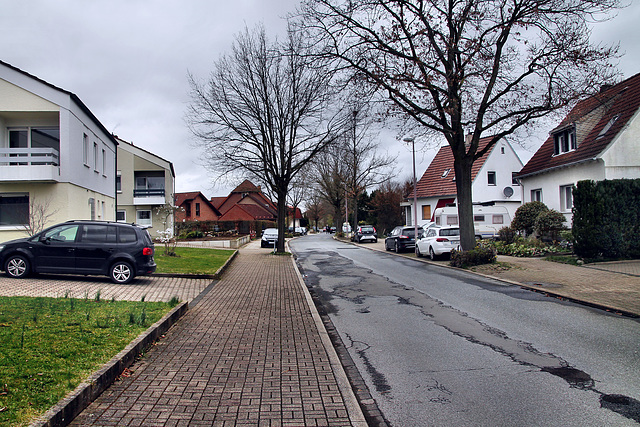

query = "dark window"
119;227;137;243
487;171;496;186
440;228;460;237
553;128;577;155
0;194;29;226
185;204;191;217
81;225;117;243
512;172;519;186
116;210;126;222
116;175;122;192
474;215;485;222
195;202;201;217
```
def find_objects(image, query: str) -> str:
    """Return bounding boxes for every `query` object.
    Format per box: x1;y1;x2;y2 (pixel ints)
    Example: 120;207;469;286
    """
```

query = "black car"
351;225;378;243
0;220;156;284
384;225;423;253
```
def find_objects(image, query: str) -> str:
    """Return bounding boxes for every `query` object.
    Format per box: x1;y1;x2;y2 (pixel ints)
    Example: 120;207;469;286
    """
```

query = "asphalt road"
291;233;640;427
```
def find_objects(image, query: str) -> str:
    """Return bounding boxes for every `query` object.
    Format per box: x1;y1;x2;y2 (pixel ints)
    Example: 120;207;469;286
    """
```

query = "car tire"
5;254;30;279
261;241;266;248
416;245;422;257
374;238;377;243
395;242;400;253
385;241;391;251
429;247;437;261
110;261;134;284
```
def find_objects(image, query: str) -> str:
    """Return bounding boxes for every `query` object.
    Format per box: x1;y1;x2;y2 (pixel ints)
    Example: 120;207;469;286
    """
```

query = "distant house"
288;206;303;229
517;73;640;222
214;180;277;223
116;137;175;238
0;60;117;241
175;191;221;222
404;136;523;225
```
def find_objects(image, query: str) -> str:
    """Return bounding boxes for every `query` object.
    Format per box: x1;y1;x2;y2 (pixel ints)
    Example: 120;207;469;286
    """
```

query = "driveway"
0;274;213;302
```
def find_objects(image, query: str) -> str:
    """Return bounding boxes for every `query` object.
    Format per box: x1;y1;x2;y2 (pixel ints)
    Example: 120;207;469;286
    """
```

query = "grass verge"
544;254;582;266
154;247;235;275
0;295;174;427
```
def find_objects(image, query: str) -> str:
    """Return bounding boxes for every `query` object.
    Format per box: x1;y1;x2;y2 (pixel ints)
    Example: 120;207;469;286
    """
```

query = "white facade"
0;61;117;242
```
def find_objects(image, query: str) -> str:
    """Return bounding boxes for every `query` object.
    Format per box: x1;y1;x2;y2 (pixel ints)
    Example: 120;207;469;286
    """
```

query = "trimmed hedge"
450;246;497;268
572;179;640;259
511;201;548;235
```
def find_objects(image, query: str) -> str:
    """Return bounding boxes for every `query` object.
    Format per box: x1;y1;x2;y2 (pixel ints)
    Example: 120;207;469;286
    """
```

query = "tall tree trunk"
454;156;475;251
276;190;287;252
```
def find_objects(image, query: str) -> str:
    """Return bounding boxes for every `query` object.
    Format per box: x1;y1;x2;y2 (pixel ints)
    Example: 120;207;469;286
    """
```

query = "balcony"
0;148;60;181
133;188;166;206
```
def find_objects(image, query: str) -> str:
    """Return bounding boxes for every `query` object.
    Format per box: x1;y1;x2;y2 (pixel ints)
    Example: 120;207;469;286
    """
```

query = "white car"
416;226;461;260
261;228;279;248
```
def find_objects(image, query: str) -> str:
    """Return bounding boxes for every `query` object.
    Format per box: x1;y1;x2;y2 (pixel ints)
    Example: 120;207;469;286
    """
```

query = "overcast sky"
1;0;639;199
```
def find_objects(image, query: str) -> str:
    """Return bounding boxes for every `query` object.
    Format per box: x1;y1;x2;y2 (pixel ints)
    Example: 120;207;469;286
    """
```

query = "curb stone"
30;302;189;427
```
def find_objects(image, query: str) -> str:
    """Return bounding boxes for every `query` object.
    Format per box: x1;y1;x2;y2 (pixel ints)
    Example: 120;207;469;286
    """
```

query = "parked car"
385;225;423;253
0;220;156;284
261;228;279;248
351;225;377;243
416;225;461;260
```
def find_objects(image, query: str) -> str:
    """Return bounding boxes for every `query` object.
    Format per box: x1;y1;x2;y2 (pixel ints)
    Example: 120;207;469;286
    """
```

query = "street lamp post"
403;136;418;254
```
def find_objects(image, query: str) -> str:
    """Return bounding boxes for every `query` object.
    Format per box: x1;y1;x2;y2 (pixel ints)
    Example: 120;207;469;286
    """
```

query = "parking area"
0;274;213;303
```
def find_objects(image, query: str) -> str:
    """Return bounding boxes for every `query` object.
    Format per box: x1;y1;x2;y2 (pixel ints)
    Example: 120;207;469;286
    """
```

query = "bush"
534;209;567;242
450;246;497;268
511;201;548;236
185;230;204;239
479;238;564;257
497;226;517;244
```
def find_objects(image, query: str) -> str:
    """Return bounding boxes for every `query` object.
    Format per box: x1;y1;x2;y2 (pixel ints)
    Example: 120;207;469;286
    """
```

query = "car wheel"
374;238;377;243
261;241;266;248
110;261;134;284
5;255;30;279
385;241;391;251
395;242;400;253
416;245;422;257
429;247;437;261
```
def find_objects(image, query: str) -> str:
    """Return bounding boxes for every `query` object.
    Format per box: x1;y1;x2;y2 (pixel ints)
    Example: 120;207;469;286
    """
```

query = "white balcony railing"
0;148;60;182
0;147;59;166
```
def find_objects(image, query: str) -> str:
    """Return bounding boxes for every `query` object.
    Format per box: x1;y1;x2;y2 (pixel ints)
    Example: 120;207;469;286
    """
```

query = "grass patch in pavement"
0;296;174;427
154;247;234;275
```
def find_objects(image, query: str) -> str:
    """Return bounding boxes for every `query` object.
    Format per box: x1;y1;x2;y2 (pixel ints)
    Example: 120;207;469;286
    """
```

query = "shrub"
534;209;567;242
185;230;204;239
450;246;497;268
497;226;517;244
511;201;548;236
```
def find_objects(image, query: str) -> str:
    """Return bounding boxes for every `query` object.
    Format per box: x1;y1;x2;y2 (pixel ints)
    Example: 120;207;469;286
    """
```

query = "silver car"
261;228;279;248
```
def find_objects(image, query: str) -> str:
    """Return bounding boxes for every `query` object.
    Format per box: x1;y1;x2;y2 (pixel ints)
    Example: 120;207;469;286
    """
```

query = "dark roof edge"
116;137;175;178
0;59;118;147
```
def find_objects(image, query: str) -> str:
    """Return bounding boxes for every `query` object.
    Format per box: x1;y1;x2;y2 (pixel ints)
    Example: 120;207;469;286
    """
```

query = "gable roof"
518;73;640;178
175;191;221;216
414;136;495;199
231;179;262;194
0;59;118;147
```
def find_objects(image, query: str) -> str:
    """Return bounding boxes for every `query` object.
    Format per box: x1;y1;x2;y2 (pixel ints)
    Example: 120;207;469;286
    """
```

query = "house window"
116;210;126;222
83;133;90;166
560;185;573;212
0;194;29;226
116;174;122;193
102;149;106;175
501;146;505;154
487;171;496;186
8;127;60;165
136;210;152;226
492;215;504;224
512;172;519;186
421;205;431;221
89;198;96;220
195;202;201;217
553;128;577;155
531;189;542;202
93;142;98;172
134;171;165;196
442;168;451;178
185;203;191;217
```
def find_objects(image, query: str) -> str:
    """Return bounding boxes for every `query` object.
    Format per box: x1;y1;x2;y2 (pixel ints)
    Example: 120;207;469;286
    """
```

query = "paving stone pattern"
0;275;211;303
70;250;355;426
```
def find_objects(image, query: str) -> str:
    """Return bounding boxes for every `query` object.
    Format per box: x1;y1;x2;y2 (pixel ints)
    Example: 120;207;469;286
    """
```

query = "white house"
0;60;117;241
403;136;523;226
116;137;175;238
517;73;640;223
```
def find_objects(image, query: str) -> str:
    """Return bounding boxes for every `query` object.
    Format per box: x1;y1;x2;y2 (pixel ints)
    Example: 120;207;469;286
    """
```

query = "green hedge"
572;179;640;259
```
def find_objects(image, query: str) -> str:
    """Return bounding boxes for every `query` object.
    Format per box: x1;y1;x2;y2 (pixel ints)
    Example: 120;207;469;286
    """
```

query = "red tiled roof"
231;179;261;194
175;192;201;206
414;136;495;199
518;73;640;177
210;197;226;209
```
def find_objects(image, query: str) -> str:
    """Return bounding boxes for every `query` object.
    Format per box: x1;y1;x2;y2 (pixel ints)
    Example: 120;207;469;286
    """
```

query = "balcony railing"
0;148;59;166
133;189;166;197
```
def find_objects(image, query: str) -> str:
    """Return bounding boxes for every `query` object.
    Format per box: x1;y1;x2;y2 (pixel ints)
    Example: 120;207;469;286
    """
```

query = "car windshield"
440;228;460;237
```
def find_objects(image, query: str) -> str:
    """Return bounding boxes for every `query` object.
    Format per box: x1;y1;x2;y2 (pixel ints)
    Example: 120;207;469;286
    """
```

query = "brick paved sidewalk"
69;244;366;426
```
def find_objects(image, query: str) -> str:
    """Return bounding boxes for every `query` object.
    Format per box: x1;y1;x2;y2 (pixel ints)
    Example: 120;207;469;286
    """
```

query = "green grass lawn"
0;296;175;427
154;246;235;275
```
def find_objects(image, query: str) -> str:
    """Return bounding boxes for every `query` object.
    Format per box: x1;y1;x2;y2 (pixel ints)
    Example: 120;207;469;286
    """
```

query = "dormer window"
441;168;451;178
553;127;576;155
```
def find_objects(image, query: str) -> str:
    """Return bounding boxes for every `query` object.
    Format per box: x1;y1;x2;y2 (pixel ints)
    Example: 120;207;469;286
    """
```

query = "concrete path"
69;242;366;426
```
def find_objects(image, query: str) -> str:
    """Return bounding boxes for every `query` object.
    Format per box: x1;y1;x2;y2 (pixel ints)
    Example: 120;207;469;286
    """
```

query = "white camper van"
432;205;511;239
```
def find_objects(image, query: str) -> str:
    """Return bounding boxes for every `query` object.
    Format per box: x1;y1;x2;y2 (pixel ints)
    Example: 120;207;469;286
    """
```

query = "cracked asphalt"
292;233;640;426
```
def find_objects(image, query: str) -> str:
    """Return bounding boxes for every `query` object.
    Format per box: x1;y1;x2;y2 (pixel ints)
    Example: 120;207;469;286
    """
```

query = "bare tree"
23;196;58;236
305;192;325;231
187;25;343;252
300;0;621;250
311;142;347;232
343;106;396;232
